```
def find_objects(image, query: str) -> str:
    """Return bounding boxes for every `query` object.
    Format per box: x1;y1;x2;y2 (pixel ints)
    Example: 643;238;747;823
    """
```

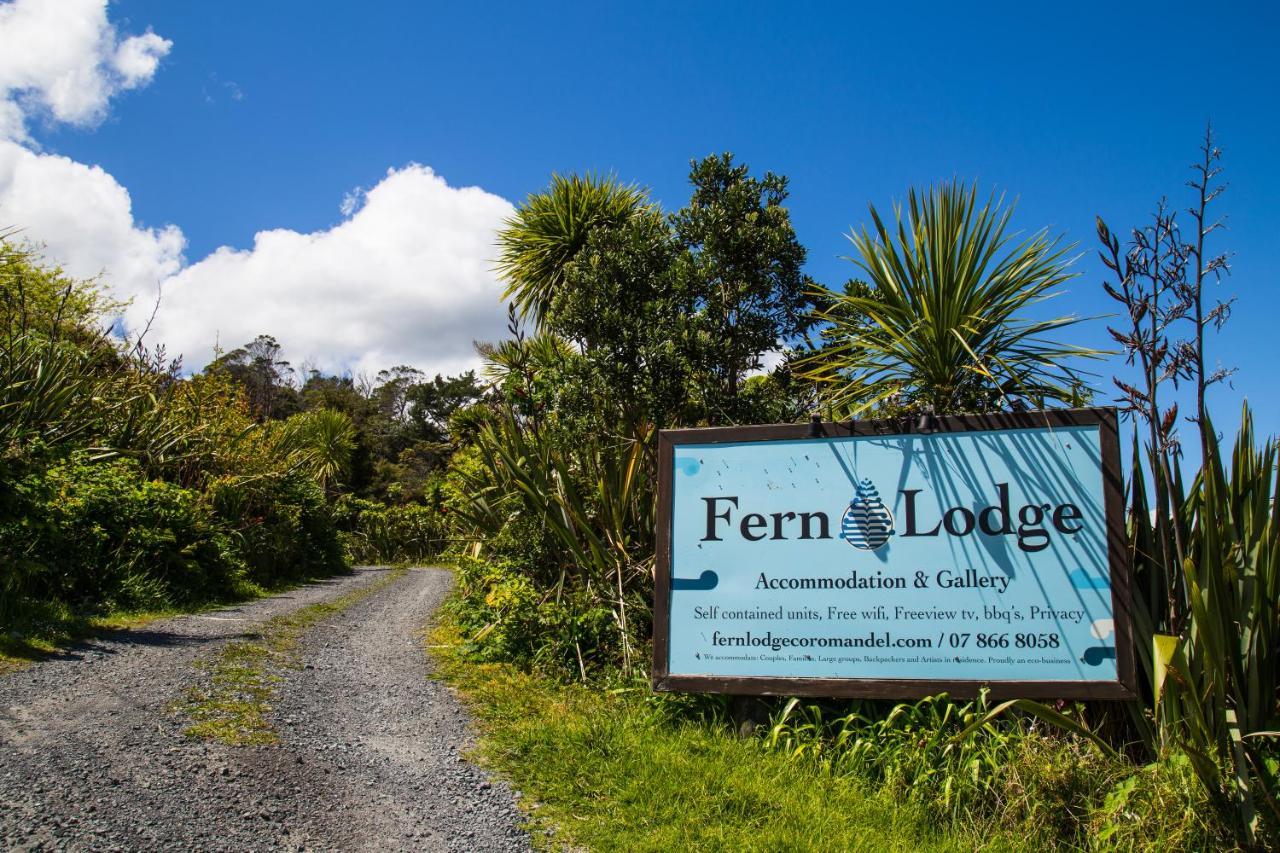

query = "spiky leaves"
277;408;357;493
798;182;1100;416
496;173;650;327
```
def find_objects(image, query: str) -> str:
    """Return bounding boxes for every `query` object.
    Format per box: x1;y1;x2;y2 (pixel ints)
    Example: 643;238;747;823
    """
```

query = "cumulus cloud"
0;138;185;298
0;0;182;319
0;1;511;380
0;0;172;142
1;146;514;377
143;165;514;377
112;31;170;90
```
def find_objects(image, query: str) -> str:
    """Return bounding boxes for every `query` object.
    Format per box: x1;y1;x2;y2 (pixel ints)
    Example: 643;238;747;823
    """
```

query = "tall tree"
372;365;425;423
405;371;484;443
493;157;819;431
673;153;813;424
209;335;300;420
548;210;689;430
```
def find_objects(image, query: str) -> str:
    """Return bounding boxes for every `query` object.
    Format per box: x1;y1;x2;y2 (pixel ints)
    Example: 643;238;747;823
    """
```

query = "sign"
652;409;1135;699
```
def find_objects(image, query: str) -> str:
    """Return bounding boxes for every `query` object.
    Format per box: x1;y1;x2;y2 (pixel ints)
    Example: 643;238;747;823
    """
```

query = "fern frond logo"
841;479;895;550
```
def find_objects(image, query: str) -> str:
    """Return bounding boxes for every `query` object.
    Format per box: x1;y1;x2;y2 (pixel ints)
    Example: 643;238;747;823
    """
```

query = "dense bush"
0;452;348;627
1;455;242;615
208;469;345;586
446;555;615;677
333;495;448;565
0;243;348;642
448;408;655;675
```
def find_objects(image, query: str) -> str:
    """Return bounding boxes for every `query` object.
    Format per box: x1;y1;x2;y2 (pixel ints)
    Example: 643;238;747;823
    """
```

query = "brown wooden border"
651;407;1137;701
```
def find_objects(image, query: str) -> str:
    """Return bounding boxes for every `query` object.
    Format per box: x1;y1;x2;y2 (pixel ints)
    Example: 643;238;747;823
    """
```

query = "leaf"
793;180;1102;414
1152;633;1179;707
951;699;1119;760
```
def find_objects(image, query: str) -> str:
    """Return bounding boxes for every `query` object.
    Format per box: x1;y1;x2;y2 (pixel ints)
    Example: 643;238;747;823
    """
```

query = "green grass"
0;602;189;674
173;567;407;745
430;618;1234;851
0;571;356;675
429;620;1030;852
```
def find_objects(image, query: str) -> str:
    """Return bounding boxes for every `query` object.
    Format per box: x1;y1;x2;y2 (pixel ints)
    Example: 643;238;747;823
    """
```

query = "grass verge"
0;571;356;675
173;567;407;745
429;617;1029;852
0;605;186;675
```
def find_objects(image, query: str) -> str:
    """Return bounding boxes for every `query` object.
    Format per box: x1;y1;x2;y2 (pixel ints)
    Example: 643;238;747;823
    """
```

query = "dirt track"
0;567;530;851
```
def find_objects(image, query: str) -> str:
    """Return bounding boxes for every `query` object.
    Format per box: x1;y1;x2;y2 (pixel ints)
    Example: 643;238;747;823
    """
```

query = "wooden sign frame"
652;407;1137;700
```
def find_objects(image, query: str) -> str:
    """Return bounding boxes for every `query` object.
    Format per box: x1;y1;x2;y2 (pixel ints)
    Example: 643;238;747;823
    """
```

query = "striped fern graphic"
841;479;895;550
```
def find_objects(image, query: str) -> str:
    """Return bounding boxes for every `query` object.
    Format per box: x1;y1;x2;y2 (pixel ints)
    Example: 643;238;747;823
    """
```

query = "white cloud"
143;165;514;377
1;145;514;378
0;0;180;324
0;2;511;380
0;138;185;301
755;347;787;375
112;31;170;90
339;187;365;217
0;0;172;142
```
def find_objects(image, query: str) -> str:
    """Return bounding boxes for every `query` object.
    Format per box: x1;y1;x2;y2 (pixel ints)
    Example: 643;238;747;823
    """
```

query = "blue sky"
4;1;1278;438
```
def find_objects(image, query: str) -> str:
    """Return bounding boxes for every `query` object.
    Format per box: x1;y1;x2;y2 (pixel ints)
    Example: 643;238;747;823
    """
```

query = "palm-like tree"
496;173;649;327
475;333;575;388
278;408;357;493
798;181;1100;416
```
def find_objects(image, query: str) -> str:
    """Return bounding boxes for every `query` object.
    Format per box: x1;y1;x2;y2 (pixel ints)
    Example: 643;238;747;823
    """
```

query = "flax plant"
1145;409;1279;842
960;135;1278;846
452;408;654;677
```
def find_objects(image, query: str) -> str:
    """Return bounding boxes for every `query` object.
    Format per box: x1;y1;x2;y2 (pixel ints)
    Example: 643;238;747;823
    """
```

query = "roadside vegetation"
431;622;1011;852
0;238;465;667
2;131;1275;849
433;137;1276;850
433;621;1227;850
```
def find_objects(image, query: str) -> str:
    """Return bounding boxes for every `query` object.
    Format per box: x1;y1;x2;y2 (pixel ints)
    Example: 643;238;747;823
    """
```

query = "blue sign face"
664;424;1119;686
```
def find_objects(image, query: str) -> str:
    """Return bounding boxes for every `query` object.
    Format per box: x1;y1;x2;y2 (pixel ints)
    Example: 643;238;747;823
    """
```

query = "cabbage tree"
798;182;1101;416
278;408;357;493
496;173;649;327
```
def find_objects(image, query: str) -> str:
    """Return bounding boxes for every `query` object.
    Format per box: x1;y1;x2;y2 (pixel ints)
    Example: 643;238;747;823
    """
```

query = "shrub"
0;455;243;617
448;408;654;676
447;556;614;678
333;495;447;564
207;469;345;586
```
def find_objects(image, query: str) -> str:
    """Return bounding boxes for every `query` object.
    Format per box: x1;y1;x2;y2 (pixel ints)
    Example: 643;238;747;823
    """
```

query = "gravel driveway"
0;567;530;851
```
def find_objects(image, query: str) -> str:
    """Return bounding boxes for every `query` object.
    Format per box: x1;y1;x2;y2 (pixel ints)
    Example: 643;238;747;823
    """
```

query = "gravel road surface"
0;567;530;851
